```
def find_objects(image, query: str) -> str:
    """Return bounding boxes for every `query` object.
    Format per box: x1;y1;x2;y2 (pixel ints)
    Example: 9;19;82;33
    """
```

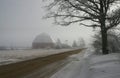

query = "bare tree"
43;0;120;54
78;38;85;48
92;30;120;54
72;40;78;47
56;38;62;49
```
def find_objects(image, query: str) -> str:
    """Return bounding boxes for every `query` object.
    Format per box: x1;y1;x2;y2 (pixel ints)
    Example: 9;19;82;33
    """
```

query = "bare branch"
55;19;86;26
43;0;120;29
66;0;98;18
80;23;100;28
107;8;120;30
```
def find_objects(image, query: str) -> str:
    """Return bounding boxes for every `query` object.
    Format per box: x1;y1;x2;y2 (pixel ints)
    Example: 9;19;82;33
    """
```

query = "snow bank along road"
0;49;82;78
50;49;120;78
85;53;120;78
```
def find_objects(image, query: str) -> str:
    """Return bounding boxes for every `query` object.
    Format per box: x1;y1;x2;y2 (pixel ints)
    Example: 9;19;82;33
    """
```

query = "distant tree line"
55;38;85;49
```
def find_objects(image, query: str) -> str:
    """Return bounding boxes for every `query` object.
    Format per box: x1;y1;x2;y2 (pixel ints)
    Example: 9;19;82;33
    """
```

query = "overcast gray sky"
0;0;94;47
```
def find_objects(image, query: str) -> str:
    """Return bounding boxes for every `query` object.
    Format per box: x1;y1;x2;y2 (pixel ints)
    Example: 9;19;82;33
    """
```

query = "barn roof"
33;33;53;43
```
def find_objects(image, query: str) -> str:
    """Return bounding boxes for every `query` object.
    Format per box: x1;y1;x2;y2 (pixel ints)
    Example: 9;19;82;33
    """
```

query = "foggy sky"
0;0;94;47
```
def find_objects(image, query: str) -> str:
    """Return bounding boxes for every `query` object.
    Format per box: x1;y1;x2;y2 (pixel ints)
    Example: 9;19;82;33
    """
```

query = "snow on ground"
50;49;120;78
0;49;73;65
50;50;86;78
1;48;120;78
88;53;120;78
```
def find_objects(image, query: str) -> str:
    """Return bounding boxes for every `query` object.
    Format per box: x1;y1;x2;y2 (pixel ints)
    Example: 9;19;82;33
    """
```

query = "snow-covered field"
0;49;73;65
50;49;120;78
1;48;120;78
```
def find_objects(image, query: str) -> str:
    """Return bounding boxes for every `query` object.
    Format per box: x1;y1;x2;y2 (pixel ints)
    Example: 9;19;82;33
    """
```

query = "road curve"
0;49;82;78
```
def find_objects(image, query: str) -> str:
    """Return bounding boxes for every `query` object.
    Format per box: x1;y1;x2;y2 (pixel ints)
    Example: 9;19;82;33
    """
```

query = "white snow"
88;53;120;78
0;49;73;65
1;48;120;78
50;50;86;78
50;49;120;78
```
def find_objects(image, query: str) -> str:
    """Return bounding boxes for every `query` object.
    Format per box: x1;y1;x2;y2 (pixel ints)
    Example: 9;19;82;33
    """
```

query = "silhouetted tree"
72;40;78;47
92;30;120;54
78;38;85;48
43;0;120;54
56;38;62;49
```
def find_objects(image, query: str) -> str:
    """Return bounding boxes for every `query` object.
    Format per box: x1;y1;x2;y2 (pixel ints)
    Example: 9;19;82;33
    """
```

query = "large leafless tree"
92;30;120;54
43;0;120;54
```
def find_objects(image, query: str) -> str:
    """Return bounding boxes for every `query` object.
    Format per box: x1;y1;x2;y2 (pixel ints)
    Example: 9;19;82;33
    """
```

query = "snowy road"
50;50;85;78
0;49;82;78
23;58;71;78
50;49;120;78
23;51;85;78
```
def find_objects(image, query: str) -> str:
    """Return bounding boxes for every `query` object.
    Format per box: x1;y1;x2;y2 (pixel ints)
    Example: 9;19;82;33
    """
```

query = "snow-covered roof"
33;33;53;43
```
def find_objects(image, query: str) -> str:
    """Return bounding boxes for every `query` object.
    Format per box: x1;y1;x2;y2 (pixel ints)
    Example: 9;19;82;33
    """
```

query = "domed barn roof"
33;33;53;43
32;33;54;49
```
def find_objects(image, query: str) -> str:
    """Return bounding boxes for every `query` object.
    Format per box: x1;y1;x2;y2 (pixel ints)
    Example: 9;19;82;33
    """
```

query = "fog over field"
1;1;120;78
0;0;94;48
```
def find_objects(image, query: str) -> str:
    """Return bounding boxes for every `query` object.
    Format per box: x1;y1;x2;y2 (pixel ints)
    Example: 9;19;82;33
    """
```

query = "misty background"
0;0;94;48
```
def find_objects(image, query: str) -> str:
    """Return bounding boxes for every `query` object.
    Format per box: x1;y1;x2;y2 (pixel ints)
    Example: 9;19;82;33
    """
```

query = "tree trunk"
101;27;109;54
99;0;109;54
